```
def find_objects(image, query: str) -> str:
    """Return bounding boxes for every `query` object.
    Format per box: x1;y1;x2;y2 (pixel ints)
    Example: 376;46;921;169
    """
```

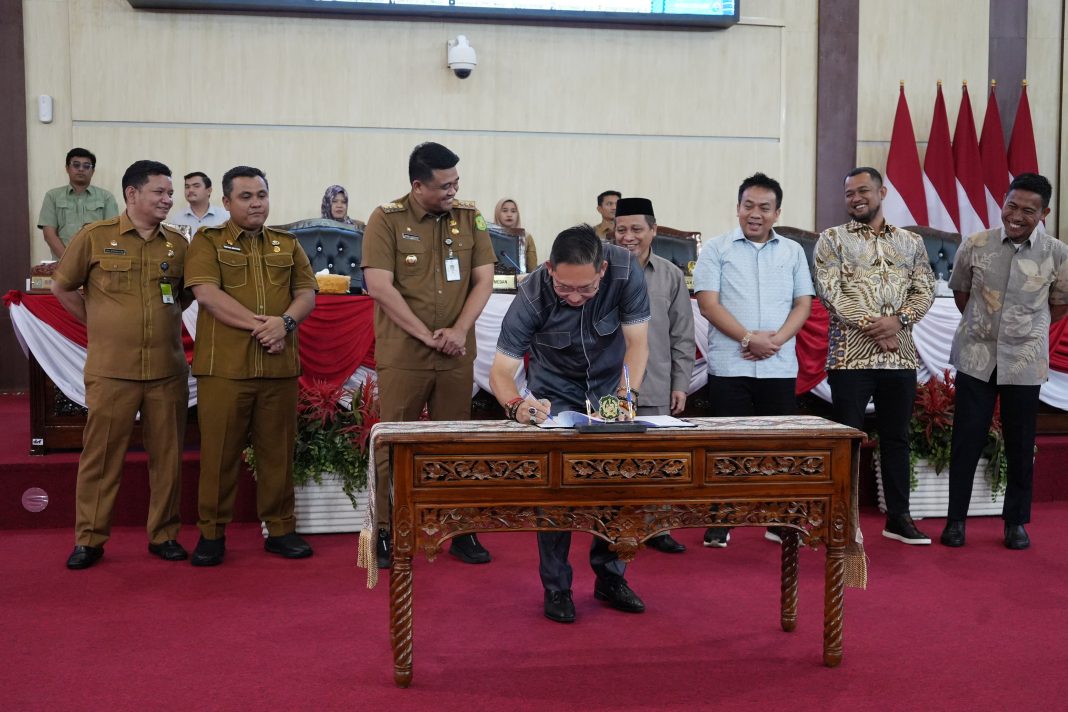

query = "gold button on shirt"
185;220;318;379
52;213;189;380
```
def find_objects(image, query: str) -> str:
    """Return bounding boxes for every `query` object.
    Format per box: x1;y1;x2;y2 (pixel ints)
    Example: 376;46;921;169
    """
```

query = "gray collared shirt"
496;243;651;411
949;226;1068;385
641;252;695;407
168;204;230;238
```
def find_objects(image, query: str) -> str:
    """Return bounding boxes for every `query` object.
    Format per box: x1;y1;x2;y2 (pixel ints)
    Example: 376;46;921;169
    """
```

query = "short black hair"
222;166;269;198
184;171;212;189
549;224;604;268
409;142;460;185
738;172;783;209
597;190;622;206
66;148;96;167
121;160;172;192
846;166;883;187
1007;172;1052;209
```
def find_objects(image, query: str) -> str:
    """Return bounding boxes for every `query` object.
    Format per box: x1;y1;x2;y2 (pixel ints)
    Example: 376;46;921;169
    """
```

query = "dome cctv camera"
446;35;477;79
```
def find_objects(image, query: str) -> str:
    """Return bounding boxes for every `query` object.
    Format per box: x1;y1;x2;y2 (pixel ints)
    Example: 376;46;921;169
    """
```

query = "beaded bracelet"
505;396;524;421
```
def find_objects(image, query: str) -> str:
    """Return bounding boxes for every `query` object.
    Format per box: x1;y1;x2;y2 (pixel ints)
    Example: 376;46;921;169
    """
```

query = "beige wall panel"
25;0;818;266
70;0;783;139
857;0;988;144
25;0;75;266
72;124;786;261
1027;0;1064;234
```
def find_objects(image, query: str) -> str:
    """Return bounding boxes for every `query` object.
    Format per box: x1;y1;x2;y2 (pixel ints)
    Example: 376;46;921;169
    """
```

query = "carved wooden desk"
377;416;863;688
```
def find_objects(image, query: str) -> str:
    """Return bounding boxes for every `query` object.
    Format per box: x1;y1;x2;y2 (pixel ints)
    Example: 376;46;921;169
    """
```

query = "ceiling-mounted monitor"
128;1;740;30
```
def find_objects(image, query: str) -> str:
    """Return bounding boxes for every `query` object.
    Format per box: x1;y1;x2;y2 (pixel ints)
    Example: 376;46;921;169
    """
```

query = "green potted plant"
246;376;379;531
875;369;1007;516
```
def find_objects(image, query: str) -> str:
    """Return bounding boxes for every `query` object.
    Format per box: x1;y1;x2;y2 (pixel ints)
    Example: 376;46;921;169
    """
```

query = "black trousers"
828;369;916;517
948;370;1040;525
706;376;798;417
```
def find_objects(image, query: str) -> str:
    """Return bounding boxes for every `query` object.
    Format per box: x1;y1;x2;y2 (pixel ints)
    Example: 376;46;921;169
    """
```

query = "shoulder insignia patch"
382;202;405;213
474;213;487;231
452;199;477;210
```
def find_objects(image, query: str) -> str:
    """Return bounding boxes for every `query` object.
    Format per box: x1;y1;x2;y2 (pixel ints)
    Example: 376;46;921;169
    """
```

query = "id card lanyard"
444;216;460;282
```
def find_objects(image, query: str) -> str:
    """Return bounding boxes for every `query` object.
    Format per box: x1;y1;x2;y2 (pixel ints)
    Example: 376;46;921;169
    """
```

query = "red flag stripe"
952;83;987;237
923;82;960;232
883;84;928;227
979;82;1009;227
1007;82;1039;178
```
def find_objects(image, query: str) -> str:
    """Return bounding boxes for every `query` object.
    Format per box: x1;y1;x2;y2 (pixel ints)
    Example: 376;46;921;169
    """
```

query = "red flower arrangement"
246;375;380;507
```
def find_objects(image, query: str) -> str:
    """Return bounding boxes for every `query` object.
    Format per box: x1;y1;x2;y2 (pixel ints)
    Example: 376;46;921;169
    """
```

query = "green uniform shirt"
185;220;317;379
38;184;120;245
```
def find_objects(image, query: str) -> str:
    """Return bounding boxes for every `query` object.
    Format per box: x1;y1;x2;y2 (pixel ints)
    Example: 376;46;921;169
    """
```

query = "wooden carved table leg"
822;545;845;667
390;509;415;688
779;528;799;633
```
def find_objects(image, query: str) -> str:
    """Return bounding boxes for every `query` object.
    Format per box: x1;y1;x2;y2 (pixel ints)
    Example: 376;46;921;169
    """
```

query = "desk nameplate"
563;452;691;484
415;454;548;486
708;450;830;482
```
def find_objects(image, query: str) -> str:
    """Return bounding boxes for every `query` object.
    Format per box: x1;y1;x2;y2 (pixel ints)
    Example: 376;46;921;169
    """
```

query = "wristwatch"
281;314;297;333
897;313;911;328
740;331;754;349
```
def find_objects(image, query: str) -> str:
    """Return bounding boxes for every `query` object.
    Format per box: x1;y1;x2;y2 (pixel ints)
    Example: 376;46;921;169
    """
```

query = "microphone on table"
498;251;523;274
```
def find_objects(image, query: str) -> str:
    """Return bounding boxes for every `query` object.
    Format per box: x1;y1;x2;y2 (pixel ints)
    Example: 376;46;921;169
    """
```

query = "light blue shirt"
692;227;814;378
168;204;230;238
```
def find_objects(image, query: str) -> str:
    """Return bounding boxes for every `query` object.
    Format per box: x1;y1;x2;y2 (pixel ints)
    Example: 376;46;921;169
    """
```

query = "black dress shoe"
593;576;645;613
148;540;189;561
647;533;686;553
1004;523;1030;550
66;545;104;570
377;529;392;570
940;519;966;547
191;535;225;567
265;532;313;559
449;533;491;564
544;590;576;623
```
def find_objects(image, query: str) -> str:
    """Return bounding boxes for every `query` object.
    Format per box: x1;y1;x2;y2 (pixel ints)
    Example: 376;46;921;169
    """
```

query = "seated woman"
321;185;355;225
494;197;539;272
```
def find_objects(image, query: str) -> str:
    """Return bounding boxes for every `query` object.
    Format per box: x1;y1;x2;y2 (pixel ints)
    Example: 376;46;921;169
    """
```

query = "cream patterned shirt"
949;227;1068;385
814;221;934;370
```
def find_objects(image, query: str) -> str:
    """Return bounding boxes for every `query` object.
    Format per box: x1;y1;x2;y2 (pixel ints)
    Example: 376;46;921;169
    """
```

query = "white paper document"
537;411;697;429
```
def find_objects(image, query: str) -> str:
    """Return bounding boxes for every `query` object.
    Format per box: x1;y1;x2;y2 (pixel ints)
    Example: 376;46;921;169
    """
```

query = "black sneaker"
882;514;931;545
449;533;491;564
703;527;730;548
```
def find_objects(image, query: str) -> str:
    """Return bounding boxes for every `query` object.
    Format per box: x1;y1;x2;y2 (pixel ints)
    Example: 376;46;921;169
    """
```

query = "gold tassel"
357;528;379;589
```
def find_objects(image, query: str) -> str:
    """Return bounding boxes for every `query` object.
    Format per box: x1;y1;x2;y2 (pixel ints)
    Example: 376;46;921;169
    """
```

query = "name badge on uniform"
222;244;242;252
104;248;126;255
402;233;421;241
445;256;461;282
160;281;175;304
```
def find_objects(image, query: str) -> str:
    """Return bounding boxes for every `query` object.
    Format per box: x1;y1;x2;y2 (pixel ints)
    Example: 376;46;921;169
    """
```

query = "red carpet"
2;507;1067;711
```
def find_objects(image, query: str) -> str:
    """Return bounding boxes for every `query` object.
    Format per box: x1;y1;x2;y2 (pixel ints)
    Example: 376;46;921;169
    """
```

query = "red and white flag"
952;83;987;237
1007;81;1039;178
979;81;1009;227
923;82;960;232
883;84;928;228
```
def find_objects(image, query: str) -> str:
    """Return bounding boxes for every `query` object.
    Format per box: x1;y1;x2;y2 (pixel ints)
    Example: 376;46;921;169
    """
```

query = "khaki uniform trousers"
75;373;188;547
196;376;298;539
374;365;473;529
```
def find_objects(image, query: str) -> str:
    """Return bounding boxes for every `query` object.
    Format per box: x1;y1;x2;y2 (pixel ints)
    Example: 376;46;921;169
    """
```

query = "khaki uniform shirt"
185;220;317;379
594;221;614;241
362;194;496;370
52;213;188;380
949;227;1068;385
815;220;934;370
641;252;695;408
38;184;121;245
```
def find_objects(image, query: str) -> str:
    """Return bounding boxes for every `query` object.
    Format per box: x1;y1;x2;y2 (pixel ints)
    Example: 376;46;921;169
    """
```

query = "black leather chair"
275;218;365;293
486;222;529;275
651;226;701;276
